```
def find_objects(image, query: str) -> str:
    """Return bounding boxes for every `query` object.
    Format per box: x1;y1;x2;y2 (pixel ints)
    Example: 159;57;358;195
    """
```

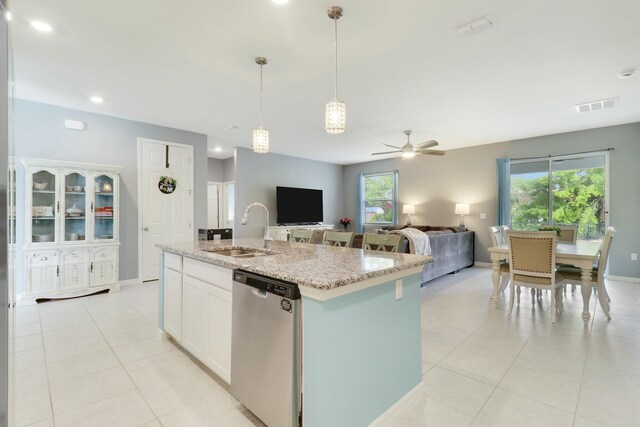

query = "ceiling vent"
455;16;493;37
575;97;618;113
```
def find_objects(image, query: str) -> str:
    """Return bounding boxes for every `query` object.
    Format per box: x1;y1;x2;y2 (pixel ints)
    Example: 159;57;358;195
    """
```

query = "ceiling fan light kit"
252;56;270;154
325;6;346;135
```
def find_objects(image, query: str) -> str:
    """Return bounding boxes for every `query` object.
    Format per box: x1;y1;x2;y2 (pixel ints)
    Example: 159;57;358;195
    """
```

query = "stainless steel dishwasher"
231;270;302;427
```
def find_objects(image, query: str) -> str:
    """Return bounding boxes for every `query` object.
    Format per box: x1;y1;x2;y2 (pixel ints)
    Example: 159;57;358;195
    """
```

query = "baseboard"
369;381;425;427
607;275;640;284
474;261;492;268
120;278;141;286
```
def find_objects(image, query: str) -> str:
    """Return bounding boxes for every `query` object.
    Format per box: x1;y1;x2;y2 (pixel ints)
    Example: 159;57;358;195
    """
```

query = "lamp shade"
454;203;470;215
402;204;415;215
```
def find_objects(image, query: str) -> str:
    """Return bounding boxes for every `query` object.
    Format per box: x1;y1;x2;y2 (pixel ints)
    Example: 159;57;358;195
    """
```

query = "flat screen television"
276;186;323;224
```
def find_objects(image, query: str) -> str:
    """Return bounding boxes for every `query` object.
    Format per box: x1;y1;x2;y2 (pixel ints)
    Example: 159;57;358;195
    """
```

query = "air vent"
575;98;617;113
455;16;493;37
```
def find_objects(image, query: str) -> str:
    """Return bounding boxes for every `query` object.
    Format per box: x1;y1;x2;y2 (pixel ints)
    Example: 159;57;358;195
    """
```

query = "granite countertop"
157;238;431;291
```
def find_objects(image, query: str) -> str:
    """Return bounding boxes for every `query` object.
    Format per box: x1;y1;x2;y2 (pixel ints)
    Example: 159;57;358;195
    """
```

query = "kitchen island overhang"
158;238;431;427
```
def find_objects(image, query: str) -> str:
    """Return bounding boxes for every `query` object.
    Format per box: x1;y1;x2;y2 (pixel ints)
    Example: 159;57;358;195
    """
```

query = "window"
362;172;397;225
510;153;608;241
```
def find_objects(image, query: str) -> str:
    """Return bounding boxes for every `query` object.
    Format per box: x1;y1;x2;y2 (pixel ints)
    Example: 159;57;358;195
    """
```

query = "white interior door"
207;182;221;228
140;139;193;281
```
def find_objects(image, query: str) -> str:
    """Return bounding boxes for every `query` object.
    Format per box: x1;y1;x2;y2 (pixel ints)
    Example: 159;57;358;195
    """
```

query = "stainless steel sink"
205;248;271;258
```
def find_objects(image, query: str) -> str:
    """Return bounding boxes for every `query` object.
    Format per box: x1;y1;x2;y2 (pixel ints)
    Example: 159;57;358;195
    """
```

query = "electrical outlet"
395;279;403;300
480;213;487;220
632;253;638;261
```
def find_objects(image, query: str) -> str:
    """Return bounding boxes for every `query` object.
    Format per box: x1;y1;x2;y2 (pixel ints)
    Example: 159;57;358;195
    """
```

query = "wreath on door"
158;176;177;194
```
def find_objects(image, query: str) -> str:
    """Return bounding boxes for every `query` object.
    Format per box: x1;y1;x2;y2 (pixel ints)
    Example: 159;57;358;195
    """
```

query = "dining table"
488;240;606;325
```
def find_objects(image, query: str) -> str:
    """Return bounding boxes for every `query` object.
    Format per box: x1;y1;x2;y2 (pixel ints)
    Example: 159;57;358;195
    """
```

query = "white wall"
343;122;640;279
14;100;208;282
234;147;343;238
207;158;224;182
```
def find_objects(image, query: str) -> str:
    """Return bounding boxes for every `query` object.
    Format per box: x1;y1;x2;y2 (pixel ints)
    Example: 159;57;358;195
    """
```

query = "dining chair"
489;226;511;293
558;227;615;319
362;232;402;252
507;230;565;323
322;230;355;248
289;228;314;243
499;225;511;243
557;224;578;243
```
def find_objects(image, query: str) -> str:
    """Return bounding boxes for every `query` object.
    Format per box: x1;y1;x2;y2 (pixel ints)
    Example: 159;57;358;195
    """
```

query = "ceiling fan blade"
372;150;401;156
383;144;403;149
414;140;439;149
416;149;446;156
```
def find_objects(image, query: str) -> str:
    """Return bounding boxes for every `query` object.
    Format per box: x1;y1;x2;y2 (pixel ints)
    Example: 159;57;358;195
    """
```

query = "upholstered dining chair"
558;227;616;319
489;226;511;293
507;230;565;323
557;224;578;243
289;228;314;243
362;233;402;252
322;230;355;248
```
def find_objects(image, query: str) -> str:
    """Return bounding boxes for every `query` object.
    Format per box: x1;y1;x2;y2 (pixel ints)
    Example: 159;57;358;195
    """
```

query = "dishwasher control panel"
233;270;301;300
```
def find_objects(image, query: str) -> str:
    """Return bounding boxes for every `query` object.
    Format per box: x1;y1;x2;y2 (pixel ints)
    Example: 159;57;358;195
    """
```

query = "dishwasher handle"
251;288;268;299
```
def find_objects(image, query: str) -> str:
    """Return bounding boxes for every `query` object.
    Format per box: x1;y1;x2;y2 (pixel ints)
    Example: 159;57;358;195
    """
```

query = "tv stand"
268;224;335;242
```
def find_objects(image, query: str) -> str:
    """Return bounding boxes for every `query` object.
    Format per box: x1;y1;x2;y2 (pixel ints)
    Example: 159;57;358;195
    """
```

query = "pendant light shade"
325;98;346;135
252;57;269;154
325;6;345;135
252;128;269;154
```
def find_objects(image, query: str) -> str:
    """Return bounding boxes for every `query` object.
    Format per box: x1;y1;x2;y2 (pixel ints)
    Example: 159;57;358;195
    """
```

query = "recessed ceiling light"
90;96;104;104
214;147;222;152
224;125;239;131
5;12;12;22
30;20;53;33
272;0;289;4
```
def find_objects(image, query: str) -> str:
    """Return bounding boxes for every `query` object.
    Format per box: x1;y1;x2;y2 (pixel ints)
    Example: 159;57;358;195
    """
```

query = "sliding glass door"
510;153;608;241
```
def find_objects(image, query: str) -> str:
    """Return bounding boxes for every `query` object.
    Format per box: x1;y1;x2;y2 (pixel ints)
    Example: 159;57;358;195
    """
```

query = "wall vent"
575;98;617;113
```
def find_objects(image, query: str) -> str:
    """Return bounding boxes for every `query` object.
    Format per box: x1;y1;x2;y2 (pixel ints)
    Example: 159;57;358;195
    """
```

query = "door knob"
143;227;149;231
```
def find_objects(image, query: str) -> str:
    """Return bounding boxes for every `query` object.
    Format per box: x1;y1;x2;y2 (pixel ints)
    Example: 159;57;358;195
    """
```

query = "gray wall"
223;157;234;181
234;147;343;239
207;158;224;182
343;122;640;279
14;100;208;282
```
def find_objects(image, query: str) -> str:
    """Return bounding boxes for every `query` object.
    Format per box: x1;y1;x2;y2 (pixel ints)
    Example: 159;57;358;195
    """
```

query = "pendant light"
325;6;346;134
253;56;269;153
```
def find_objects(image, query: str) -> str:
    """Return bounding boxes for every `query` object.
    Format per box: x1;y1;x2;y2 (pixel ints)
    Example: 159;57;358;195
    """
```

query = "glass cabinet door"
31;170;57;244
62;172;88;243
93;174;115;241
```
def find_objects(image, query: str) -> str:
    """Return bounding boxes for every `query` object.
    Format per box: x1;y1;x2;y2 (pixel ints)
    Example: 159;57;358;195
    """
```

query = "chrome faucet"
241;202;273;248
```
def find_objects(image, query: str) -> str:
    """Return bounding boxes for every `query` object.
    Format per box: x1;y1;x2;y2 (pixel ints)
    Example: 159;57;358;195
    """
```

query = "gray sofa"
308;225;475;285
376;225;475;284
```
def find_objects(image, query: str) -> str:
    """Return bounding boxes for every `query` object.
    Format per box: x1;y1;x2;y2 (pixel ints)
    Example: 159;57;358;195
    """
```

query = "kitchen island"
157;238;431;427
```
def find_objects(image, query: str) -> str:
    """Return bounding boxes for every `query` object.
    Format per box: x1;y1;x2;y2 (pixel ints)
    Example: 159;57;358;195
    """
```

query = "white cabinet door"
204;284;232;383
90;246;118;286
164;267;183;341
27;250;59;295
60;248;90;291
182;275;208;360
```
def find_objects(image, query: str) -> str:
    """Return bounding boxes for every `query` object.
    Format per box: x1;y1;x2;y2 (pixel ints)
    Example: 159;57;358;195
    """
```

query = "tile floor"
7;267;640;427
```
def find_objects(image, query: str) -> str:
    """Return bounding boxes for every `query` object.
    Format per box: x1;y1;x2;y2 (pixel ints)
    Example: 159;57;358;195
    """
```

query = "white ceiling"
10;0;640;165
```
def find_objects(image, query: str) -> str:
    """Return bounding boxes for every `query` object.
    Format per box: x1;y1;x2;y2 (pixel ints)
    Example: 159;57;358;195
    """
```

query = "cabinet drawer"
91;246;118;261
165;253;182;272
183;257;232;292
28;250;59;267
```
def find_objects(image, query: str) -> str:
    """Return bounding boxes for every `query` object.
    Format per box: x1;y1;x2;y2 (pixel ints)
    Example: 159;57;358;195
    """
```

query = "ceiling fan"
372;130;446;159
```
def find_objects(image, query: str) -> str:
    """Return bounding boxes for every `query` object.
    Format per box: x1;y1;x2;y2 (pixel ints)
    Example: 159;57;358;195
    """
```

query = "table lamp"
402;204;415;225
454;203;470;227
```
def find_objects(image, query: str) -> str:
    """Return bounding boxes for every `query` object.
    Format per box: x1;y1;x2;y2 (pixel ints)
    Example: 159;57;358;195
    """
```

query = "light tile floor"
7;267;640;427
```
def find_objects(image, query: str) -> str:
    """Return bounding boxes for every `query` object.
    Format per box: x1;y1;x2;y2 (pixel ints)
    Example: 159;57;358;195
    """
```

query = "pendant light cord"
259;63;264;127
333;16;339;99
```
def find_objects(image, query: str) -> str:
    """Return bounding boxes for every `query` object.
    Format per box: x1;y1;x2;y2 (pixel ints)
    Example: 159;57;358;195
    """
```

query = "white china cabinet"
22;158;122;302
